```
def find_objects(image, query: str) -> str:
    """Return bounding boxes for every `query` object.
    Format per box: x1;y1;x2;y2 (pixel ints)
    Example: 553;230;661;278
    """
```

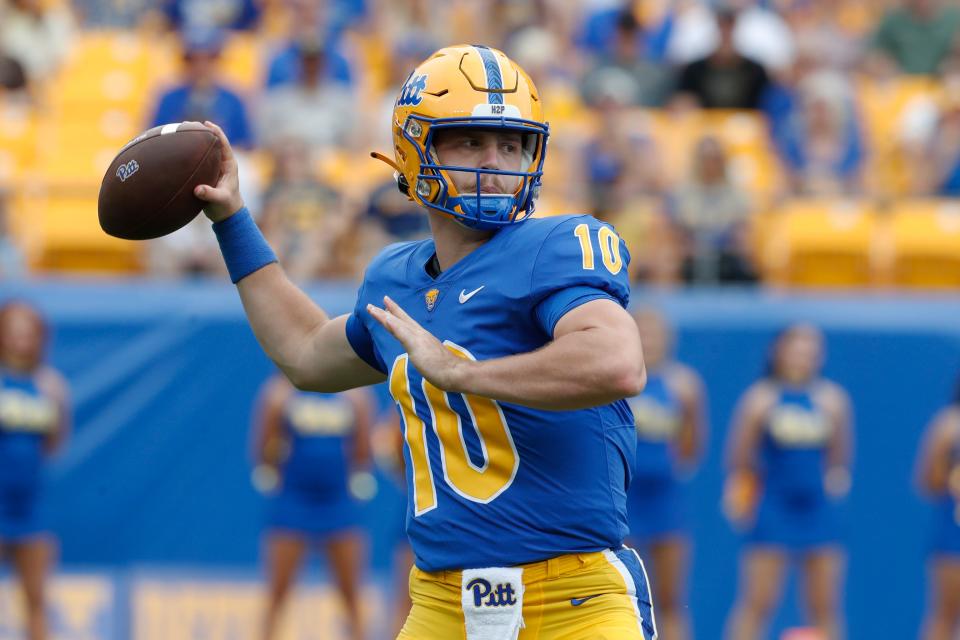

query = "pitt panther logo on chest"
465;578;518;607
425;288;440;311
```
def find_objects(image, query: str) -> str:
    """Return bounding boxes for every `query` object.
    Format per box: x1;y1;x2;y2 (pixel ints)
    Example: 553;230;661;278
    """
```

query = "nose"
479;139;500;170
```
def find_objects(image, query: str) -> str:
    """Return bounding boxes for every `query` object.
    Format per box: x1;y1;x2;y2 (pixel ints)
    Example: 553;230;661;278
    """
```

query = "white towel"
461;567;525;640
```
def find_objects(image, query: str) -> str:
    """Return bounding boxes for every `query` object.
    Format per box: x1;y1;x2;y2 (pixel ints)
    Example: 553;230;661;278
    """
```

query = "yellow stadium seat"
857;76;941;197
10;189;141;274
49;31;175;112
883;199;960;289
219;33;265;93
762;199;879;288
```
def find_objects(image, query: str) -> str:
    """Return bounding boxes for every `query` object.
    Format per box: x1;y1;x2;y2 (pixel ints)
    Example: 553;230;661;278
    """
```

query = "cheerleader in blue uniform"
370;409;414;640
252;374;373;640
724;324;853;640
916;378;960;640
0;301;69;640
625;309;706;640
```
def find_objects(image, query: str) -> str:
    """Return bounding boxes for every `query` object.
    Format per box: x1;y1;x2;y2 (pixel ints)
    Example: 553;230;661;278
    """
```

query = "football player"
195;45;654;639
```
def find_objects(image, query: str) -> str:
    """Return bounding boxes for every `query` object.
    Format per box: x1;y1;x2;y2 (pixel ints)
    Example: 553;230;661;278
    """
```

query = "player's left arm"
671;365;708;466
822;382;854;498
369;295;644;411
346;388;373;469
36;367;70;455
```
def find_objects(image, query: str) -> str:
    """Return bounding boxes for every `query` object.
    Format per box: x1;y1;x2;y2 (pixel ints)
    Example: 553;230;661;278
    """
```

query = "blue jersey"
280;390;355;498
0;371;56;493
760;384;831;504
627;369;683;484
0;369;57;540
346;215;634;571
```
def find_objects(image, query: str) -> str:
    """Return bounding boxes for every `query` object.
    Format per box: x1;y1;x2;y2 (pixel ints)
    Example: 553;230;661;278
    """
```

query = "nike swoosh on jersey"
570;594;602;606
458;286;485;304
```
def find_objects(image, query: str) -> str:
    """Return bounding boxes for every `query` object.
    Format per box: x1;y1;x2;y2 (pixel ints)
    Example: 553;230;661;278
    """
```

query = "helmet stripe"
473;45;504;105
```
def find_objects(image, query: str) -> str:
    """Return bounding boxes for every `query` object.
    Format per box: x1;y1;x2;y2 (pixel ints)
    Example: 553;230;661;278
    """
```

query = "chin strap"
370;151;401;173
371;151;413;198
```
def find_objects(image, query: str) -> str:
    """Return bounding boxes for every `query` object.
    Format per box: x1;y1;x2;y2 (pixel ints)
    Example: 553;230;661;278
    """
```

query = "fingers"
383;296;413;321
203;120;236;163
367;304;399;335
194;184;228;202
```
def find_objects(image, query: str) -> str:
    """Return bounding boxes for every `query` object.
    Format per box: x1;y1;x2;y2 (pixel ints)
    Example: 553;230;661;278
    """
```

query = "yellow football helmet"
373;44;549;230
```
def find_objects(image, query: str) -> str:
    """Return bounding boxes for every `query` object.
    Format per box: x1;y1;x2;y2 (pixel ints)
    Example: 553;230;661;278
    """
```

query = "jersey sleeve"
529;216;632;335
344;279;387;374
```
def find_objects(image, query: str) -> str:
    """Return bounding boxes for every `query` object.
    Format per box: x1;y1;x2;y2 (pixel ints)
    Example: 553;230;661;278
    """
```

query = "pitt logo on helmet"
397;74;428;107
372;44;549;231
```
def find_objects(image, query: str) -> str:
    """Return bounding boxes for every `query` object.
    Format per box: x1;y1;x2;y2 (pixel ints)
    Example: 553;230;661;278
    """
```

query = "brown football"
98;122;221;240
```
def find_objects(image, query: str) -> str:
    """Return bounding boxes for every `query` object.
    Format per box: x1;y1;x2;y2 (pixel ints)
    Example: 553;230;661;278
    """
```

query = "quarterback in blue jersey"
195;44;655;639
916;377;960;640
723;325;853;640
0;302;70;640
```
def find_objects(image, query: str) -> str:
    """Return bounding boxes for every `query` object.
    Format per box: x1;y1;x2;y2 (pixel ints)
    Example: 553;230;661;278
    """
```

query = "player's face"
0;305;45;371
775;326;823;384
433;128;525;195
635;311;669;367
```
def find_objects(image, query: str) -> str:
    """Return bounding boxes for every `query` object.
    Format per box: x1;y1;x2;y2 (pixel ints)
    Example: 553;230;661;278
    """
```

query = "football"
98;121;221;240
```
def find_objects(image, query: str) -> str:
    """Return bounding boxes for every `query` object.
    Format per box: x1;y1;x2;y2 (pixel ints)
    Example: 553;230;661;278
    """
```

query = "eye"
501;142;519;154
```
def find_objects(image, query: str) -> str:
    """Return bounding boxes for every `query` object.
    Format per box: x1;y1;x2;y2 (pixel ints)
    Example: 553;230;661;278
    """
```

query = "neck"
428;212;495;272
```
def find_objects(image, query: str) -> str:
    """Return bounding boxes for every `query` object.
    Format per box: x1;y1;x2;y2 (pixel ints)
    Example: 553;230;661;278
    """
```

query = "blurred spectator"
149;28;254;148
0;54;26;93
359;179;431;265
0;192;25;279
773;71;864;196
666;0;795;73
72;0;153;28
582;101;665;219
143;0;261;33
259;140;356;281
899;49;960;195
257;37;355;151
921;96;960;197
147;216;225;278
673;9;771;110
579;9;672;108
265;0;354;90
786;0;862;71
867;0;960;76
669;136;757;284
0;0;74;88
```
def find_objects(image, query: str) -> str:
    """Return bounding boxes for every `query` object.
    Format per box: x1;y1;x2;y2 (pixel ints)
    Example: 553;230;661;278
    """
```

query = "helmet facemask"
402;114;549;230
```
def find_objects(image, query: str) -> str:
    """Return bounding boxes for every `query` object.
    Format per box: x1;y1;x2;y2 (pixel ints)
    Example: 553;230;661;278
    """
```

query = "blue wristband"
212;207;278;283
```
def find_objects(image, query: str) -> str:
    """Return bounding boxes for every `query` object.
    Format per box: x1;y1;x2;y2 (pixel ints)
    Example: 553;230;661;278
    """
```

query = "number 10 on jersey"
388;343;520;516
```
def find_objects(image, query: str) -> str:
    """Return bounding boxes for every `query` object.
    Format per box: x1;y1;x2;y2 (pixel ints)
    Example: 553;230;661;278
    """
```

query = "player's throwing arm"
195;122;386;393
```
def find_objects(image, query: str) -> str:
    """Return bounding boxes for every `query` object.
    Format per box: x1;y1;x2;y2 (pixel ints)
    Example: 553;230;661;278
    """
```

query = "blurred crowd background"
2;0;960;289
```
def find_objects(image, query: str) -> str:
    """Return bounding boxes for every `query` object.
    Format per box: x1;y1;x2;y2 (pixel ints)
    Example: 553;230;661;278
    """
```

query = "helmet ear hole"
397;174;411;196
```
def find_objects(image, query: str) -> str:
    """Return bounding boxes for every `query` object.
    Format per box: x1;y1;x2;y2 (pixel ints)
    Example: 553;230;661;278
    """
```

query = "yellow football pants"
397;547;657;640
